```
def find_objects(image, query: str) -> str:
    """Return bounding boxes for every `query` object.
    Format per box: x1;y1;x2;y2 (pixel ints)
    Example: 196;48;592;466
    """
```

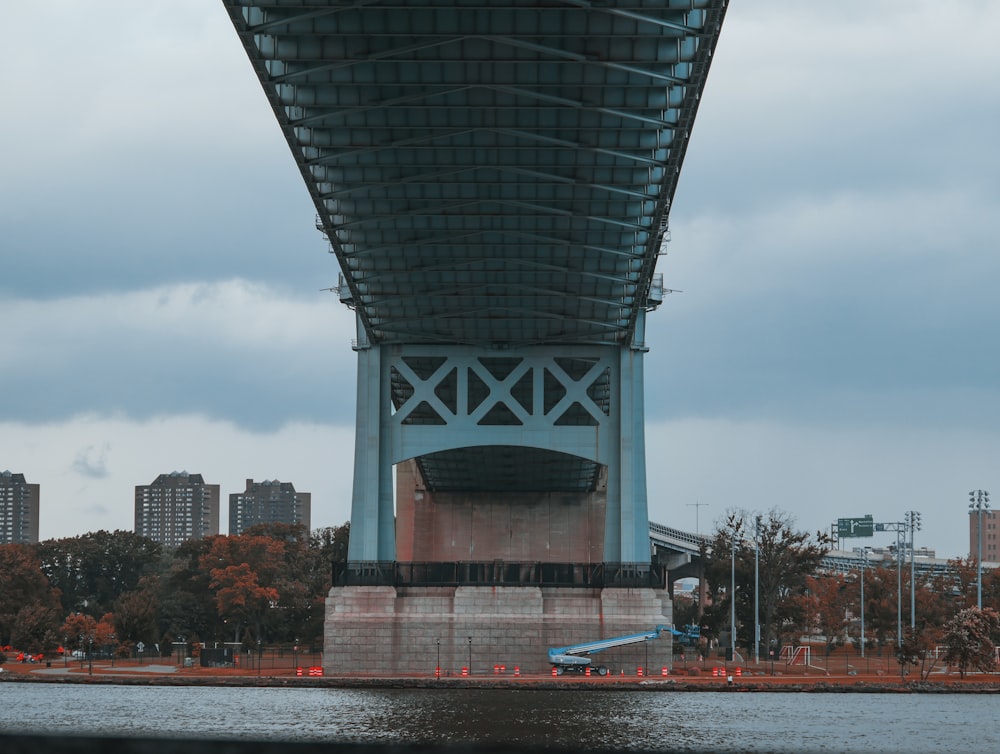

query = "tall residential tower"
0;470;40;544
229;478;311;535
134;471;220;547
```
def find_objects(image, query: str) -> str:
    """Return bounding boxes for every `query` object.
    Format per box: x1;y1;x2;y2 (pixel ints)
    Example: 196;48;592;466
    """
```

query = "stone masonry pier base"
324;585;673;676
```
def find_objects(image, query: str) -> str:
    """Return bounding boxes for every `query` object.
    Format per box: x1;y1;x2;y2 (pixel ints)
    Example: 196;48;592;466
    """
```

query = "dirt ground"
2;649;997;690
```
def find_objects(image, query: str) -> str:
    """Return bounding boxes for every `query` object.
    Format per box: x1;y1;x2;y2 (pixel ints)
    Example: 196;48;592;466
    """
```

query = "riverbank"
2;658;998;692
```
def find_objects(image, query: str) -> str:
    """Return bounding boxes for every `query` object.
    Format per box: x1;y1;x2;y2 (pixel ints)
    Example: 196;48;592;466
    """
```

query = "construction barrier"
308;666;323;677
661;667;669;676
712;667;721;677
461;666;468;677
735;667;742;677
551;667;558;676
295;667;303;677
637;667;644;677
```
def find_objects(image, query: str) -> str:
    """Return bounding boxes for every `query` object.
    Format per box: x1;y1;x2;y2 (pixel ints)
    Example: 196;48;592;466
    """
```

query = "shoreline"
3;662;998;693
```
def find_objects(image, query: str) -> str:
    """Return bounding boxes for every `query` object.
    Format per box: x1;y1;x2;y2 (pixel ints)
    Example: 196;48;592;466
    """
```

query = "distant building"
969;507;999;564
134;471;220;547
229;478;311;535
0;470;40;544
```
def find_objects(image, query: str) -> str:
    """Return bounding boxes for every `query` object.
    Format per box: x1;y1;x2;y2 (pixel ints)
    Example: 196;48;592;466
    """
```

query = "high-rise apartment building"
0;470;40;544
134;471;220;547
229;478;311;535
969;507;999;564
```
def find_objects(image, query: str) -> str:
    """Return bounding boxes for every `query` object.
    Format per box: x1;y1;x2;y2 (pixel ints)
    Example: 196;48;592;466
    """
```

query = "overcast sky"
3;1;998;560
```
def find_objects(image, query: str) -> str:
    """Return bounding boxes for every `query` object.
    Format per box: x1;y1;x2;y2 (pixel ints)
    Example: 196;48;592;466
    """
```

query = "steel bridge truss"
222;0;729;568
351;333;651;562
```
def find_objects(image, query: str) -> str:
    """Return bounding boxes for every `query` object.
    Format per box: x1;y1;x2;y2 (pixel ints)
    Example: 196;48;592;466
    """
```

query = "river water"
0;684;994;753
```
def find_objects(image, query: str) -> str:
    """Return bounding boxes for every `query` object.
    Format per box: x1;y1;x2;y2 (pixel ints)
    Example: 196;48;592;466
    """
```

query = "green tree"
113;576;161;649
157;536;220;649
942;607;1000;678
35;530;161;618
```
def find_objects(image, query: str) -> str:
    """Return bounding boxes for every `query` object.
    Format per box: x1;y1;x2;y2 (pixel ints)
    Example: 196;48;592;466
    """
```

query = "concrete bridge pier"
324;322;672;676
324;584;672;676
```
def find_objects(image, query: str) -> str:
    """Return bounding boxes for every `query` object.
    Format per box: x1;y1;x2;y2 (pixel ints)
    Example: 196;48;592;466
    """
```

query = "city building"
969;507;999;564
0;470;40;544
134;471;220;547
229;478;311;535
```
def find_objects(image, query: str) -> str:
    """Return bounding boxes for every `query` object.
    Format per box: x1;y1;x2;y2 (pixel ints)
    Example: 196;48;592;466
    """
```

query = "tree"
114;579;160;650
860;564;900;651
35;530;161;618
209;563;280;645
0;544;62;648
199;533;287;644
942;607;1000;678
60;613;98;655
799;574;850;656
157;535;225;651
895;622;940;681
701;509;831;656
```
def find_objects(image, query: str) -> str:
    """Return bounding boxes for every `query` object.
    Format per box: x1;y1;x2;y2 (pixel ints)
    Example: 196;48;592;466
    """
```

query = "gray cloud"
73;444;111;479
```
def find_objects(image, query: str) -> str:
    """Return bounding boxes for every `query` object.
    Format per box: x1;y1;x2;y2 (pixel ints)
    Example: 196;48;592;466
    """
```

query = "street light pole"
895;526;903;646
969;490;990;610
905;511;921;629
730;530;736;663
754;514;761;666
854;547;868;658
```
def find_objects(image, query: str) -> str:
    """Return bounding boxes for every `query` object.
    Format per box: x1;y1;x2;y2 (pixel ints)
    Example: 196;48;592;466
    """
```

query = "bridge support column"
347;328;395;562
605;341;651;564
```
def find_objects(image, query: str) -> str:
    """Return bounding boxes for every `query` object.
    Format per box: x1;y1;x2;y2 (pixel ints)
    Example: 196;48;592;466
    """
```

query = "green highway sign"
837;515;874;538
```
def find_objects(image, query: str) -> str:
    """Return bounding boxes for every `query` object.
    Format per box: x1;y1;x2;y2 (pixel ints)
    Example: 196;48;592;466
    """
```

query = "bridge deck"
224;0;727;348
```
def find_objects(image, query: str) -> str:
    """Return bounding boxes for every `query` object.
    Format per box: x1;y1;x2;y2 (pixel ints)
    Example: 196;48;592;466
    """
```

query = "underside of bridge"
224;0;727;673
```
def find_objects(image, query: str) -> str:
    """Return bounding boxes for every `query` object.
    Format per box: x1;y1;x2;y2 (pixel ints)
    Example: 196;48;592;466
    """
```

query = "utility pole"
687;501;708;536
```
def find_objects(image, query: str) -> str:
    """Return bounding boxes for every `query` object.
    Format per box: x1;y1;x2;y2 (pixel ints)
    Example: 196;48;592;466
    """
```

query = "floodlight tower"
905;511;921;629
969;490;990;609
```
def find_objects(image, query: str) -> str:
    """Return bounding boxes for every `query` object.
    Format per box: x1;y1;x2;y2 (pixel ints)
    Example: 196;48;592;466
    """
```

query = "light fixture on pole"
754;514;761;666
969;490;990;610
895;526;903;646
854;547;869;658
730;528;736;663
905;510;921;629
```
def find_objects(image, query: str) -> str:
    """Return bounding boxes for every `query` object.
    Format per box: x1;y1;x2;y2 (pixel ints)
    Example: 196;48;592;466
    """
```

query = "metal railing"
332;561;667;589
